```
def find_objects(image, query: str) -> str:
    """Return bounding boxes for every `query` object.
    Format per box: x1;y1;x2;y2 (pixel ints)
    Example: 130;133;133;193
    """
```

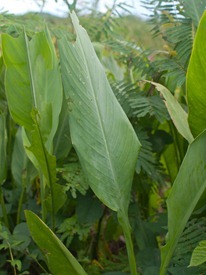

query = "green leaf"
149;81;194;144
11;127;37;186
181;0;205;27
160;130;206;275
187;11;206;137
25;210;87;275
53;95;72;160
58;11;141;215
190;240;206;267
2;28;62;152
2;29;63;222
0;114;7;184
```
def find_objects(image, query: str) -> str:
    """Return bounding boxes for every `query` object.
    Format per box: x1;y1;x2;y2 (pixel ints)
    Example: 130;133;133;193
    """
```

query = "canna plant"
0;10;141;274
58;11;141;274
2;1;206;273
1;27;63;229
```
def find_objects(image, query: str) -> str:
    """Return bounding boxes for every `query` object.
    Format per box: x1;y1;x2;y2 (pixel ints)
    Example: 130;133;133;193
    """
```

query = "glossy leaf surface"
25;210;87;275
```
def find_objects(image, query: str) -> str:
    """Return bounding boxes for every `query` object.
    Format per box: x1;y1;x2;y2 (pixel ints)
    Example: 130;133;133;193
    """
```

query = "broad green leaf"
2;29;63;222
0;114;7;184
58;11;141;214
181;0;205;27
190;240;206;267
187;11;206;137
25;210;87;275
2;28;62;152
160;130;206;275
149;81;194;143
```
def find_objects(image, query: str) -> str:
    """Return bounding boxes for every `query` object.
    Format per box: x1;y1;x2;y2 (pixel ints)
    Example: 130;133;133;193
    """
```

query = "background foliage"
1;0;206;274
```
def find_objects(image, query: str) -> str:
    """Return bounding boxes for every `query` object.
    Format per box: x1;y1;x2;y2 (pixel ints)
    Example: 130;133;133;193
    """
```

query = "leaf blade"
25;210;87;275
160;130;206;274
190;240;206;267
58;12;141;213
149;81;194;143
187;11;206;137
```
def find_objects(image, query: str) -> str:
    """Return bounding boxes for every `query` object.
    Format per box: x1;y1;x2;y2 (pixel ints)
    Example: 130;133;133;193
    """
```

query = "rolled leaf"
160;130;206;274
58;11;141;214
149;81;194;143
25;210;87;275
187;11;206;137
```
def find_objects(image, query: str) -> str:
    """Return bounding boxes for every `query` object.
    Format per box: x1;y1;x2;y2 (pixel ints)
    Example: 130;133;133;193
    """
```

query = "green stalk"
7;241;17;275
16;169;27;224
118;210;138;275
39;172;46;223
0;185;9;228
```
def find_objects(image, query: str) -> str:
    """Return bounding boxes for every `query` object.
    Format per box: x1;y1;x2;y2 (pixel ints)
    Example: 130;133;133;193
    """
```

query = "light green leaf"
0;114;7;184
190;240;206;267
181;0;205;27
160;130;206;275
25;210;87;275
187;11;206;137
149;81;194;143
2;28;62;152
58;11;141;214
23;122;57;213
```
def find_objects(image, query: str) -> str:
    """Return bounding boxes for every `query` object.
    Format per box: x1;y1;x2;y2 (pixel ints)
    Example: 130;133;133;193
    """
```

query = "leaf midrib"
73;23;120;201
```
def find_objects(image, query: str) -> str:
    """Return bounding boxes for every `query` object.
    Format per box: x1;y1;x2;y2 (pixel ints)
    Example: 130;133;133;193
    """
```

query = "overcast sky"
0;0;148;17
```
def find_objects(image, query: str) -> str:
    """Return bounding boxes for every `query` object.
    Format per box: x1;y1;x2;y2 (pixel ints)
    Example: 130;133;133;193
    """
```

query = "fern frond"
130;92;170;123
111;81;138;117
134;127;165;183
170;217;206;273
139;0;205;88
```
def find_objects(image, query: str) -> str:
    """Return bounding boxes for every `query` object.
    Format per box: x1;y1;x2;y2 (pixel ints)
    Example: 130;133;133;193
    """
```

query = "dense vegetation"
1;0;206;274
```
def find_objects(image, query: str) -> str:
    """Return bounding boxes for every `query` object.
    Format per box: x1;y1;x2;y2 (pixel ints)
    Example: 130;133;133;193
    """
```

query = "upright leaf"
187;11;206;137
160;130;206;275
149;81;194;143
0;114;7;184
59;12;140;274
2;28;62;152
25;210;87;275
2;29;63;223
58;12;141;214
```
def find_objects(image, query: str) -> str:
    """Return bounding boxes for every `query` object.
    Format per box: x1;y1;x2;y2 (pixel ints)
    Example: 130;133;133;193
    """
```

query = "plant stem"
0;185;9;228
7;241;17;275
16;169;27;224
39;173;46;223
118;210;138;275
